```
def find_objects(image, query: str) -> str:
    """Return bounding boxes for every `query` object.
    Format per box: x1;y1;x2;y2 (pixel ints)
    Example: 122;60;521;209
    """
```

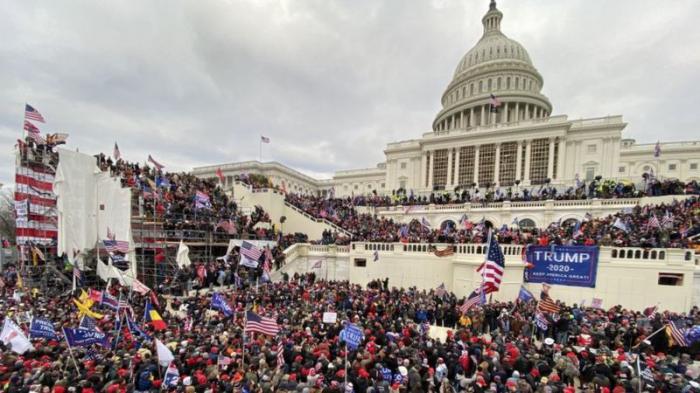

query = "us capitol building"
194;1;700;197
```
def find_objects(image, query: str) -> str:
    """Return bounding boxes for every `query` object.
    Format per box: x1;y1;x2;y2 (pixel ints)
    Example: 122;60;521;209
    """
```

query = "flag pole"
62;328;82;376
259;137;262;162
112;293;124;350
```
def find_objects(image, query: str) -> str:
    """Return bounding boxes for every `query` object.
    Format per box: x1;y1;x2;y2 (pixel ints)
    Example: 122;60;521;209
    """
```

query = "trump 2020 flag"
156;338;175;367
164;363;180;387
1;319;34;354
518;286;534;303
63;327;111;348
211;292;234;317
29;317;59;340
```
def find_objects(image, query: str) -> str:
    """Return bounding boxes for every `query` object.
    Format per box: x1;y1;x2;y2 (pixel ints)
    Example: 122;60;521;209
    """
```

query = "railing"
377;197;650;214
283;201;353;237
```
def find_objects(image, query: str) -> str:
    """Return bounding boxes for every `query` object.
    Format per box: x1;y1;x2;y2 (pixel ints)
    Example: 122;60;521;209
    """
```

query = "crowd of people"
2;273;700;392
288;190;700;249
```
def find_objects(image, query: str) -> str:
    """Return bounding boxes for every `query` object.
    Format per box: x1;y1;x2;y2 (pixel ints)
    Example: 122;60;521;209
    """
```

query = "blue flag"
101;293;119;310
63;327;111;348
164;363;180;387
79;316;98;331
29;317;59;340
212;293;233;317
518;286;534;302
126;316;152;341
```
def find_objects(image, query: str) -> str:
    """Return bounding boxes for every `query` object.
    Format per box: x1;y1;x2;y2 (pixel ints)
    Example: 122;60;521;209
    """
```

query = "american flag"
277;341;285;369
245;311;279;336
74;268;83;287
260;136;270;143
435;283;446;298
79;316;101;332
263;247;273;272
147;154;164;170
460;286;485;314
666;321;688;347
25;104;45;123
241;241;263;261
113;142;121;160
538;284;560;314
647;215;661;229
660;212;674;228
476;231;505;293
489;94;502;112
23;121;44;143
103;239;129;253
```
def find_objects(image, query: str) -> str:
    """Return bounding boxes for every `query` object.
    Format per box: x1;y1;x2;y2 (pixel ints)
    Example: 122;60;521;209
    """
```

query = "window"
344;185;348;190
587;144;597;153
478;144;496;187
658;273;683;286
643;165;651;172
506;77;511;89
367;184;372;189
400;162;407;169
458;146;475;186
585;167;595;181
518;218;536;229
432;149;449;189
479;81;483;92
354;185;358;190
399;180;406;189
619;166;626;173
529;138;550;185
498;142;518;186
488;79;492;91
462;87;466;98
668;164;677;170
380;183;385;189
691;163;698;170
470;84;474;95
354;259;367;267
497;77;501;89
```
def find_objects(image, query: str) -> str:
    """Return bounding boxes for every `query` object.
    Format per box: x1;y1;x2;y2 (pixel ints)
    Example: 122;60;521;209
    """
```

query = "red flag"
216;168;225;183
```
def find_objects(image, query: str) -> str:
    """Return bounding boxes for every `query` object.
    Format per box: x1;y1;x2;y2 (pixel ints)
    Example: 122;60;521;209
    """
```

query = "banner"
524;245;599;288
63;327;111;348
29;317;59;340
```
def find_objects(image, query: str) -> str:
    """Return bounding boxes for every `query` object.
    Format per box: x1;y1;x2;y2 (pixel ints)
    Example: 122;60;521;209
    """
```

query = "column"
524;140;532;184
515;102;520;122
494;143;501;186
473;145;480;185
515;141;523;181
460;111;464;129
421;152;428;187
525;104;530;120
454;148;461;186
502;102;509;123
480;105;486;126
428;151;435;190
446;149;453;188
547;138;555;180
469;107;474;127
557;138;566;180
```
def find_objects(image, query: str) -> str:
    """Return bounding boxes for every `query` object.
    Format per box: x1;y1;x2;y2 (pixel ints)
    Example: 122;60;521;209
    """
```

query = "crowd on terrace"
2;273;700;392
295;195;700;249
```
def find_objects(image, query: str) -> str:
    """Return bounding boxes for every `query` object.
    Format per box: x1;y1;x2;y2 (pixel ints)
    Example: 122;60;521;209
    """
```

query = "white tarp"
225;239;277;255
54;149;100;263
54;149;134;276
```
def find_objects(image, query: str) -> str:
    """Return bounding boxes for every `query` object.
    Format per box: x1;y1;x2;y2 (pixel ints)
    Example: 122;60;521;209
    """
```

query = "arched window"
487;79;492;91
462;87;466;97
515;77;520;89
470;84;474;95
479;81;483;92
518;218;536;229
497;77;502;89
506;77;511;89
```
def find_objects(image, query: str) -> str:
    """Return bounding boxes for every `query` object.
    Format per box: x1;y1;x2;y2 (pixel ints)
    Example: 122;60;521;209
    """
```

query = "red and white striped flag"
131;278;151;295
25;104;45;123
147;154;164;170
277;341;285;369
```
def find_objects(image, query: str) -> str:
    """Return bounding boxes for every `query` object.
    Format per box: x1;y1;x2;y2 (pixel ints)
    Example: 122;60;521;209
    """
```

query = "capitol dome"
433;0;552;132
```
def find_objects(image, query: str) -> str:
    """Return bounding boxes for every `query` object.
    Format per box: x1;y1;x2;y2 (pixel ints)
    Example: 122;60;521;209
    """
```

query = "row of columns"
424;137;563;189
435;102;549;132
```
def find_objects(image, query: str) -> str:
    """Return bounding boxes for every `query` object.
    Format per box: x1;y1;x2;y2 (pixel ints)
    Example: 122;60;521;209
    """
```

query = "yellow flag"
73;298;104;319
78;290;95;308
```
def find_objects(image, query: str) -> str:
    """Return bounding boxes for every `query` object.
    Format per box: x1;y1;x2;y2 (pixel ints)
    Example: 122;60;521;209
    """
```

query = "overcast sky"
1;0;698;184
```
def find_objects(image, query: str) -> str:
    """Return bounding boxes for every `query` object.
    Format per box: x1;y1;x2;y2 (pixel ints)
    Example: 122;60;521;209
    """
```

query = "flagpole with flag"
61;327;82;375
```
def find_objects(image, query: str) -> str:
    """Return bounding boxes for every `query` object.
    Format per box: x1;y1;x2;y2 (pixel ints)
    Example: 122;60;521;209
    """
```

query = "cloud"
0;0;698;184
